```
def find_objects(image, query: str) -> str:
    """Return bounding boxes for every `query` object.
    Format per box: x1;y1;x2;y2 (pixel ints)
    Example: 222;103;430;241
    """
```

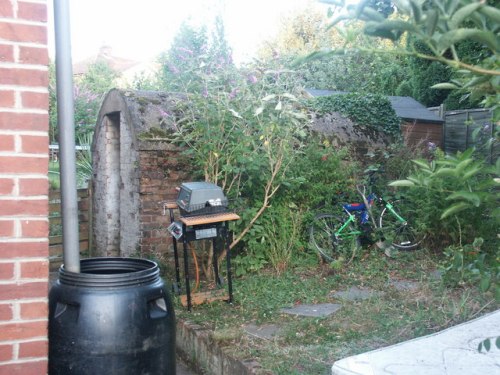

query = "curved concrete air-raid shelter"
91;89;191;257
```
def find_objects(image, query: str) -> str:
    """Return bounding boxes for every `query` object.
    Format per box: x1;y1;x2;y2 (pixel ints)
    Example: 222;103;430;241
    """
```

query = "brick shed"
91;89;191;258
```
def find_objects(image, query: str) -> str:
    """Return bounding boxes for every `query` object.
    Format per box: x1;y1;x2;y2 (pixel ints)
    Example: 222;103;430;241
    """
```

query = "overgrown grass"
172;249;498;375
49;161;60;190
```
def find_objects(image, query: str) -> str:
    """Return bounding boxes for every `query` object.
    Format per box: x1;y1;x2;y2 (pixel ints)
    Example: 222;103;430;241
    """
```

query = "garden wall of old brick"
0;0;50;373
137;141;191;257
91;89;192;259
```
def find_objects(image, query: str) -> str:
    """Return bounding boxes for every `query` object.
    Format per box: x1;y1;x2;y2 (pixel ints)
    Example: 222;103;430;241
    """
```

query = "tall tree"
262;5;407;95
396;40;453;106
158;21;210;92
325;0;499;110
259;5;344;59
76;60;120;94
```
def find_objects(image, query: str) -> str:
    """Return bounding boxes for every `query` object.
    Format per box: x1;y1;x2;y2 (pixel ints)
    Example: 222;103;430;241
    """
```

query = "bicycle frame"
334;194;408;240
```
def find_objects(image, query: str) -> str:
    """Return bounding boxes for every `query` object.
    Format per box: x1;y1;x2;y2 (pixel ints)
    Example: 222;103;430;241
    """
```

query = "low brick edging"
176;319;267;375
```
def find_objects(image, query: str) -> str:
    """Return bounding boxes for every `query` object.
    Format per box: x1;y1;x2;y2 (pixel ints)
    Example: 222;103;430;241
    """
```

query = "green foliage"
233;249;268;277
177;245;496;375
327;0;500;111
365;0;394;18
258;5;344;59
479;336;500;352
283;139;359;209
159;19;234;94
77;60;120;94
295;51;408;95
399;40;453;106
364;140;433;193
48;161;60;190
75;132;93;188
235;139;360;275
72;86;102;140
309;92;401;135
442;237;499;300
156;19;311;263
395;80;412;97
49;60;120;143
266;5;407;96
390;149;499;246
265;207;303;275
131;71;161;90
390;148;499;296
239;205;303;275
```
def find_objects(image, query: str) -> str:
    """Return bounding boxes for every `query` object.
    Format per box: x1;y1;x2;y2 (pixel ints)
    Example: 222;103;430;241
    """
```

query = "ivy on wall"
308;93;401;136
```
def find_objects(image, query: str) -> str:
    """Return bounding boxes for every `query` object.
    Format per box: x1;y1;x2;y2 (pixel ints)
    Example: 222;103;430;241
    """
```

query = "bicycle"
309;178;424;263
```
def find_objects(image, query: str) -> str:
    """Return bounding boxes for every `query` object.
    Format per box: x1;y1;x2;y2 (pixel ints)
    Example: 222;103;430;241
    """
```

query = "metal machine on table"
165;182;240;311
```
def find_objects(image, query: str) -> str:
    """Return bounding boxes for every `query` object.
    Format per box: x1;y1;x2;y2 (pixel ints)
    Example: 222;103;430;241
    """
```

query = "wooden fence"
49;188;92;270
428;107;498;163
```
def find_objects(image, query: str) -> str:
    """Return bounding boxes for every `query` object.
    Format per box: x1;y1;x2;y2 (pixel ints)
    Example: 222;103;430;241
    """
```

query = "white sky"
48;0;325;64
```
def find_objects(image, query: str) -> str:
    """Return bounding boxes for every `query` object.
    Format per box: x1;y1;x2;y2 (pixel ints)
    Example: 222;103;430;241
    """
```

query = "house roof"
305;89;444;124
73;45;141;76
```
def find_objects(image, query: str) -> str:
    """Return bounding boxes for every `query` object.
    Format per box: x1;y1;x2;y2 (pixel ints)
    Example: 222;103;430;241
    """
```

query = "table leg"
224;223;233;304
182;224;192;311
169;209;181;294
212;237;222;287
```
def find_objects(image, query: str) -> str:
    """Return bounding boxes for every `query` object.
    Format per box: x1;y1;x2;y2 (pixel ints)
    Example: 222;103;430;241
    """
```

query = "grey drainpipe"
53;0;80;273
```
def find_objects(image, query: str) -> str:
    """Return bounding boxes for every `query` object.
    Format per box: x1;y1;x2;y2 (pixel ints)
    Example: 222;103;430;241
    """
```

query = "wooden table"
165;202;240;311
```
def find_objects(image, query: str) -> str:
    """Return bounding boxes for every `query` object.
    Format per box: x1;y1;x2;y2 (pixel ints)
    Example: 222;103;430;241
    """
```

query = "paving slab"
388;279;420;291
332;286;384;301
281;303;342;318
244;323;281;340
331;309;500;375
430;269;444;281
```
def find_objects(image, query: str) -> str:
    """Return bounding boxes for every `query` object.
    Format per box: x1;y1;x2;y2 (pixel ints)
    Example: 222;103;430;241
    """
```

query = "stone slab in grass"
430;269;443;281
388;279;420;291
281;303;342;318
244;323;281;340
332;286;384;301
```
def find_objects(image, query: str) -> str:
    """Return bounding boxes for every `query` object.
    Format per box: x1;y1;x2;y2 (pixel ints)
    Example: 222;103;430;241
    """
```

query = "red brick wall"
0;0;49;374
138;147;190;256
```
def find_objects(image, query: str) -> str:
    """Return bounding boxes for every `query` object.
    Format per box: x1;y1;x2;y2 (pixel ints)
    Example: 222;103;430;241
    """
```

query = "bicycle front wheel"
379;200;424;250
309;213;360;263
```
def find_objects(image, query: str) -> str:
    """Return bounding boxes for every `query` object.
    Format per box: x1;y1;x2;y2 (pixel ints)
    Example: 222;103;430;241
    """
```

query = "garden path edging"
176;318;266;375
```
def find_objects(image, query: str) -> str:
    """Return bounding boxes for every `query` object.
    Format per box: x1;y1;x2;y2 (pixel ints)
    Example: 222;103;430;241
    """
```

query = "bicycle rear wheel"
379;200;424;250
309;213;360;263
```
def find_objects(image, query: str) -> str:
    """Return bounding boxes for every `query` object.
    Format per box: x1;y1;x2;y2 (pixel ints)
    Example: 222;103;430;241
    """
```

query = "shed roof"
305;89;444;124
387;96;444;123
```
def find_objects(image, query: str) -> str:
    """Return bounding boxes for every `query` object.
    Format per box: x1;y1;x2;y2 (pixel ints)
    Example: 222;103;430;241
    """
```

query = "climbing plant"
309;92;401;135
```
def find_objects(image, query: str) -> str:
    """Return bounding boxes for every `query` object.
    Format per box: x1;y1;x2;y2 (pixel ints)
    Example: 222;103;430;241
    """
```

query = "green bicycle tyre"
309;213;360;263
379;200;424;250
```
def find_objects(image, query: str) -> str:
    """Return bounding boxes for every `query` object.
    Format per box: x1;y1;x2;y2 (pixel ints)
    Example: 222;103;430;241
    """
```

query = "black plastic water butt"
49;257;176;374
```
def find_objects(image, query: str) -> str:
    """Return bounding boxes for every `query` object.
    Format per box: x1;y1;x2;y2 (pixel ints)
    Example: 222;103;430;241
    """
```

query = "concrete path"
331;309;500;375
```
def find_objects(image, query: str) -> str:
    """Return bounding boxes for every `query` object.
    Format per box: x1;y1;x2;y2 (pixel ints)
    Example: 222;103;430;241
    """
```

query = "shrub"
308;93;401;136
390;149;499;297
282;138;360;210
391;149;499;247
442;237;499;300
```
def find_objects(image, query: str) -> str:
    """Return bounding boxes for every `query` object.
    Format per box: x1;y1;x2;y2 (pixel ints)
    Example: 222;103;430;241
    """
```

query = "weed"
173;248;498;374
